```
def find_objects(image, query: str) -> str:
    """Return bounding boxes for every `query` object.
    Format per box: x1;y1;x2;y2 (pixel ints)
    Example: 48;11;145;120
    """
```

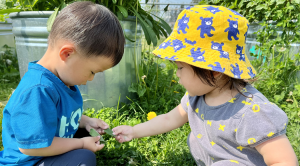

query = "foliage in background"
0;0;172;47
0;44;19;101
198;0;300;67
128;49;186;115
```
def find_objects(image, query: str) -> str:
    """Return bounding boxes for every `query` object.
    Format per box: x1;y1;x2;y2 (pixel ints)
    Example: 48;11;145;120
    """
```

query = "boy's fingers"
94;136;101;142
97;144;105;151
97;120;109;130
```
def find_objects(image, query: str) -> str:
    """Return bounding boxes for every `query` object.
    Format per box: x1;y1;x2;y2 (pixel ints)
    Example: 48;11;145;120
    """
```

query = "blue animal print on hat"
228;9;242;17
197;17;215;38
244;23;249;42
211;41;224;51
171;39;186;52
236;45;245;61
236;45;243;55
208;62;225;73
203;6;223;14
177;14;190;34
188;48;206;62
248;67;256;78
185;38;197;46
185;6;193;10
152;5;257;79
211;41;229;59
158;39;171;50
164;56;178;61
220;51;230;59
225;19;240;41
231;63;243;78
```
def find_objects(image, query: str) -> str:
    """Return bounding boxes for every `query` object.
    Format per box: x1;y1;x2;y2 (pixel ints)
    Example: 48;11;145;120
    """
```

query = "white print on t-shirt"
59;108;82;137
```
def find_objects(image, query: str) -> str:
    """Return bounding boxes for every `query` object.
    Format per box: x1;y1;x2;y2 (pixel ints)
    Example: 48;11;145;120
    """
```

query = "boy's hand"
85;117;109;135
112;125;134;143
81;136;104;152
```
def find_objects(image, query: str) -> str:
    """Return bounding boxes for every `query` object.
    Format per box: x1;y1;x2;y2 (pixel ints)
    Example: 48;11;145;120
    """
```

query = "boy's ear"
59;45;75;62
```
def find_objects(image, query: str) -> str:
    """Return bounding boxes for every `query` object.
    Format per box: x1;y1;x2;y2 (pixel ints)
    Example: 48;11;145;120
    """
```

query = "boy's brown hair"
48;1;125;66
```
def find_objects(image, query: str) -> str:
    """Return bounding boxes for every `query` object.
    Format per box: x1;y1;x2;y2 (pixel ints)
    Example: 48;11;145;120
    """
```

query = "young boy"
0;1;125;166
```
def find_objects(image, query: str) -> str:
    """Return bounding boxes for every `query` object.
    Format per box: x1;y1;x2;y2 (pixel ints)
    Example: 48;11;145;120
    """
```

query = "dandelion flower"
172;80;177;83
147;112;157;120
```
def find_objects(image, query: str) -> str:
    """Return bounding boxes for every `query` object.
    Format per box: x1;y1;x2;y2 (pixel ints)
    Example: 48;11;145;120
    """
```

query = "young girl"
113;5;298;166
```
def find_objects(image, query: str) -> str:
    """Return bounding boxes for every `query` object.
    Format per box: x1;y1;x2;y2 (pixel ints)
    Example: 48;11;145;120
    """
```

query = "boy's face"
58;53;114;87
175;61;215;97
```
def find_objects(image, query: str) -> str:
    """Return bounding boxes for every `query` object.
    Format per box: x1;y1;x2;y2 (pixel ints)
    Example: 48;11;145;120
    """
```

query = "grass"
85;108;194;165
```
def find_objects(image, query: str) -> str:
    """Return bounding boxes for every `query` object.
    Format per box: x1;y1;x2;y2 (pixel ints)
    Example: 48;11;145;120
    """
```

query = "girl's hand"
85;117;109;135
81;136;104;152
112;125;134;143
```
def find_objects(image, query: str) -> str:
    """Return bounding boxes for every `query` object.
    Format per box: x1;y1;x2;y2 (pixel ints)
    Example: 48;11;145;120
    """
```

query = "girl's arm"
133;104;188;138
255;135;299;166
113;104;188;142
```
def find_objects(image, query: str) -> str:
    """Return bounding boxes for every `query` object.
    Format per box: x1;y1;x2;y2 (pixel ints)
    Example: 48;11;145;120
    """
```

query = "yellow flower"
147;112;157;120
172;80;177;83
174;91;179;93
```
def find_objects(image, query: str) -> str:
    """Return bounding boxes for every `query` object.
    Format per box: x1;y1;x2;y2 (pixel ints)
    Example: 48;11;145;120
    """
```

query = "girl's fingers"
112;126;122;135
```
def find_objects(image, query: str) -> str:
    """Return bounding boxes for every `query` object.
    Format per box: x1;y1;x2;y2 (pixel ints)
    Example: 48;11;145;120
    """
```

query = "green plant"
0;44;20;101
1;0;172;47
199;0;300;66
128;48;186;115
83;107;195;165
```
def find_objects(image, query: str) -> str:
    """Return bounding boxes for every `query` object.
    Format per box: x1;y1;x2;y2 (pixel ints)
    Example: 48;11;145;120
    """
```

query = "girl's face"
175;61;215;97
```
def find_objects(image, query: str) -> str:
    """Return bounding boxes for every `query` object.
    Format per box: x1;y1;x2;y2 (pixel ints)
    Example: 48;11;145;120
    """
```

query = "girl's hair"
48;1;125;67
190;65;255;97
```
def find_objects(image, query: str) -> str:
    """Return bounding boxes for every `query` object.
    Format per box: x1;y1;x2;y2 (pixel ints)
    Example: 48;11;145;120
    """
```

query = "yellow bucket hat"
152;5;256;79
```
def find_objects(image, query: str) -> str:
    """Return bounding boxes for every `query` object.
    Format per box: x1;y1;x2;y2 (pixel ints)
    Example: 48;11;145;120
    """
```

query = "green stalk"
155;57;158;98
133;3;139;84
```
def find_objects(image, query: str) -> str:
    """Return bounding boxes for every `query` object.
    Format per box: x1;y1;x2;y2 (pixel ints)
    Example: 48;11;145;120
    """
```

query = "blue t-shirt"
0;61;83;166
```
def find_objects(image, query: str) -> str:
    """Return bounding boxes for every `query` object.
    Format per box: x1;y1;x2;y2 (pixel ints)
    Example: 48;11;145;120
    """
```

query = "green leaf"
104;128;116;136
0;9;20;14
276;0;285;5
116;11;123;20
238;0;245;8
150;13;172;34
124;34;135;42
89;128;105;143
5;2;13;8
246;1;257;8
112;0;117;4
255;4;267;10
137;85;146;97
47;7;59;32
292;0;300;4
130;6;157;46
276;21;283;27
116;5;128;18
164;4;169;12
89;128;100;137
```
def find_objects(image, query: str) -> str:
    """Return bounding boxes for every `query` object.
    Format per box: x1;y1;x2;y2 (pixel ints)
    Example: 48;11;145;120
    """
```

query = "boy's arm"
20;136;104;156
133;104;188;138
19;137;83;156
255;135;299;166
